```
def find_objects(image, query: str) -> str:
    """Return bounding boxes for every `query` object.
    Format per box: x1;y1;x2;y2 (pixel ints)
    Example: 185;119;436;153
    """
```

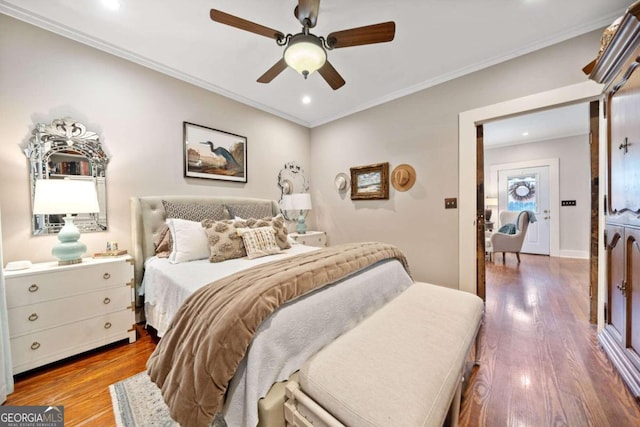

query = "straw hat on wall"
391;164;416;192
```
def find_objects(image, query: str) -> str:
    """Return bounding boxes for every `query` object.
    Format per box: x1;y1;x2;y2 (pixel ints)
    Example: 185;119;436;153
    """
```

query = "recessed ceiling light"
302;96;311;104
522;131;529;136
102;0;120;11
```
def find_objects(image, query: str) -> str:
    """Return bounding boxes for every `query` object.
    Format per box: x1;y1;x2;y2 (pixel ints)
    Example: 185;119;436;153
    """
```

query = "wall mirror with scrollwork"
277;161;309;221
24;117;110;235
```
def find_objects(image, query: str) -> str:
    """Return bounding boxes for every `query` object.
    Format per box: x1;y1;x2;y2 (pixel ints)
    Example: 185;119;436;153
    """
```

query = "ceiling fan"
210;0;396;90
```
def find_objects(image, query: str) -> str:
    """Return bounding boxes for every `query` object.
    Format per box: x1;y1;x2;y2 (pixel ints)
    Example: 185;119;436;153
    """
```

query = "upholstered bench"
284;282;484;427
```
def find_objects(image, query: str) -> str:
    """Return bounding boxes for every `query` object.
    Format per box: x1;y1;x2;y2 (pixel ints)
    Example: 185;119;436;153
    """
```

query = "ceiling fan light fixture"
284;34;326;78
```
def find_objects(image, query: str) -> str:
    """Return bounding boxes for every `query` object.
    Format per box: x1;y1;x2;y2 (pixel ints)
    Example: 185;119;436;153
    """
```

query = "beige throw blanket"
146;242;410;427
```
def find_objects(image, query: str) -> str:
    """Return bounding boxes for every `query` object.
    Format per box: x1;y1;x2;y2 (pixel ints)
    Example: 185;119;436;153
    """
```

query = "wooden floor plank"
460;254;640;427
3;255;640;426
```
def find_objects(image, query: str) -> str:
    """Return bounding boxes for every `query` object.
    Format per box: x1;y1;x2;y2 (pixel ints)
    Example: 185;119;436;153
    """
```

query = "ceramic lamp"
282;193;312;234
32;179;100;265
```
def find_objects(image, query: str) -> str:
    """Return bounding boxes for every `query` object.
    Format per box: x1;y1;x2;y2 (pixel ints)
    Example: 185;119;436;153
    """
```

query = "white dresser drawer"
8;285;132;337
10;309;134;374
5;257;133;308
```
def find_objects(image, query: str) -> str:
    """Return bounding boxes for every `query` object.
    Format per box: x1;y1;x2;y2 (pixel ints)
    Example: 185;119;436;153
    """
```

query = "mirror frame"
24;117;110;235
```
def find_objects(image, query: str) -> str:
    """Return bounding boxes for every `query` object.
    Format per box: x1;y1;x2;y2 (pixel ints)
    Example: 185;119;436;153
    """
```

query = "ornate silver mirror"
24;117;110;235
277;161;309;221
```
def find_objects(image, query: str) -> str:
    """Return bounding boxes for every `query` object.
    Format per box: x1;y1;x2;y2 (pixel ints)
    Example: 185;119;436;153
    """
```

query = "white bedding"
141;244;413;427
140;243;319;337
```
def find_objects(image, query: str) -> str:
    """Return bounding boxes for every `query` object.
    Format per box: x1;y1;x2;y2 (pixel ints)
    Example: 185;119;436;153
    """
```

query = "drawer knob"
28;284;39;293
103;273;111;280
30;342;40;350
28;313;39;322
103;297;111;305
104;322;112;329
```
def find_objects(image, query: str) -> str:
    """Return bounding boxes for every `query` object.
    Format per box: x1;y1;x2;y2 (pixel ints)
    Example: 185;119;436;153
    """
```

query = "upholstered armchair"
489;210;530;263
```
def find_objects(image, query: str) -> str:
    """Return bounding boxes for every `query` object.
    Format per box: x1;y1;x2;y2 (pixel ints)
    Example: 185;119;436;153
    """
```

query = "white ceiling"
484;102;590;148
0;0;629;128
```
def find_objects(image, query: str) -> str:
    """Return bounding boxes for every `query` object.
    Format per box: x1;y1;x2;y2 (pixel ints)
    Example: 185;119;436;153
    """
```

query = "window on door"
507;173;537;212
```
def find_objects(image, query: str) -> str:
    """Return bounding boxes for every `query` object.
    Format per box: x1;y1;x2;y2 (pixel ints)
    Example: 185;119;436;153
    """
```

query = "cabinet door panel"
610;66;640;214
607;224;626;343
628;228;640;368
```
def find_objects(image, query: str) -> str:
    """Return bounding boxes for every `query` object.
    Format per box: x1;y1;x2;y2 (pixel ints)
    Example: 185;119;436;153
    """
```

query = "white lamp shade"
485;197;499;206
284;35;326;76
281;193;312;210
33;179;100;215
290;193;312;210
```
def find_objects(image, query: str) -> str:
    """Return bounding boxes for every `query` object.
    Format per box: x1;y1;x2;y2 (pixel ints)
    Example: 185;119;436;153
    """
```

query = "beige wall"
0;15;311;263
310;30;602;286
0;13;603;287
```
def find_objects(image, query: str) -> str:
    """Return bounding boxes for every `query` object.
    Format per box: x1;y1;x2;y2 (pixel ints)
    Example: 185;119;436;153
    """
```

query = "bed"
130;196;414;427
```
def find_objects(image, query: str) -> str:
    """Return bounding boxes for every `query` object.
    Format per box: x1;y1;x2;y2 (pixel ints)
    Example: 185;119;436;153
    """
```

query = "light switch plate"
445;198;457;209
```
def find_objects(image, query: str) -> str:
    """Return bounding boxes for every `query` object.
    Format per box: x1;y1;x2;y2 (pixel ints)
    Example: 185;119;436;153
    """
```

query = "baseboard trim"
558;250;589;259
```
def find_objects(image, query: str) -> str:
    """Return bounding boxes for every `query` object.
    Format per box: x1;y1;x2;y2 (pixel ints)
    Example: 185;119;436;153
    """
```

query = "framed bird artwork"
183;121;247;182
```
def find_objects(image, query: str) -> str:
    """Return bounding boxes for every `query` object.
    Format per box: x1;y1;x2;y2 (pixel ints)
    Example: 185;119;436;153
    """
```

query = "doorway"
459;81;603;323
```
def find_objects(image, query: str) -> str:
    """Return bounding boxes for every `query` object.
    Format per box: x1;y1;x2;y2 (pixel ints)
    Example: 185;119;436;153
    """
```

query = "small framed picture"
350;162;389;200
183;121;247;182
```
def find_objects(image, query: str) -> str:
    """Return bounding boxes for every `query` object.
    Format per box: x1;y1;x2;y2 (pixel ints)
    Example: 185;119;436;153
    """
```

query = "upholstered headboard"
130;195;280;304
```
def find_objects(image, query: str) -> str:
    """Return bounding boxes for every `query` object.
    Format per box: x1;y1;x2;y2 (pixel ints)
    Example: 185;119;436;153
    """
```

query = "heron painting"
183;122;247;182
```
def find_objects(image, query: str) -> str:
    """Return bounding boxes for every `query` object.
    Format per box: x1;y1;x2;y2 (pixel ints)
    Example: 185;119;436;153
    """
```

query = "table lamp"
33;179;100;265
282;193;312;234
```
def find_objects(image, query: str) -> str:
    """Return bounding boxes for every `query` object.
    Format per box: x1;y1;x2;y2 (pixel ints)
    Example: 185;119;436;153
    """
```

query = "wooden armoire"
586;0;640;400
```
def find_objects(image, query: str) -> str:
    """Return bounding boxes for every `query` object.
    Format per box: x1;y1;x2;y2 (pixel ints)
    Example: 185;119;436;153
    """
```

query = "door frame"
490;159;560;257
458;81;605;325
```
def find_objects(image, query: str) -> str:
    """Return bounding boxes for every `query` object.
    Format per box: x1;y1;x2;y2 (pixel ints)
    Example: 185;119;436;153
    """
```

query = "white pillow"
237;226;282;259
167;218;210;263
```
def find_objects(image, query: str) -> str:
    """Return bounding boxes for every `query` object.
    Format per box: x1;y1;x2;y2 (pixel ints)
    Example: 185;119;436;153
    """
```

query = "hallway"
460;254;640;426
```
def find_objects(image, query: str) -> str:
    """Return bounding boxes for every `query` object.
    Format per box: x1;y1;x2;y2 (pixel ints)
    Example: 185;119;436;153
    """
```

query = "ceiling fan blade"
327;22;395;48
294;0;320;28
318;61;345;90
257;58;288;83
210;9;284;41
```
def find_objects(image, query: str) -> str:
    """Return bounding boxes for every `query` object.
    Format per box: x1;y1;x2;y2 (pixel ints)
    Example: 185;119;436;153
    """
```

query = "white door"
498;166;550;255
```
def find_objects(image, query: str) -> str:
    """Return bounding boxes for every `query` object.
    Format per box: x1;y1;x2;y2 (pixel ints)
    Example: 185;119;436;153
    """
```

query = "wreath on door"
508;180;535;201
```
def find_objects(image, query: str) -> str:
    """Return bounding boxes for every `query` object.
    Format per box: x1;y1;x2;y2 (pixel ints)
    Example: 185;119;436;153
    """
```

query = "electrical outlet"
561;200;576;206
445;198;457;209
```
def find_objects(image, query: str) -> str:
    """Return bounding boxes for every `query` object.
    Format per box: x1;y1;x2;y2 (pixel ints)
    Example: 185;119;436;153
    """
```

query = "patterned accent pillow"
237;226;282;259
162;200;226;222
154;224;172;258
225;203;272;220
202;218;246;263
232;214;290;250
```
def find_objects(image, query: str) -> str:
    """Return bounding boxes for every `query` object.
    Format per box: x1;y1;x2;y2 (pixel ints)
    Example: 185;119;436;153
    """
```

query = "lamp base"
296;214;307;234
52;216;87;265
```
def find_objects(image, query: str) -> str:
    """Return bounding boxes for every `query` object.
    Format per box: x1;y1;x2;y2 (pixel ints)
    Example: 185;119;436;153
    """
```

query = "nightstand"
3;255;136;374
289;231;327;247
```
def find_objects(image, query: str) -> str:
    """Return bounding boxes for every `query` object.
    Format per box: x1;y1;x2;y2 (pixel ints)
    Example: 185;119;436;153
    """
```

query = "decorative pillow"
154;224;172;258
166;218;210;264
225;203;272;220
202;219;246;263
233;214;290;250
162;200;226;222
498;223;517;235
237;226;282;259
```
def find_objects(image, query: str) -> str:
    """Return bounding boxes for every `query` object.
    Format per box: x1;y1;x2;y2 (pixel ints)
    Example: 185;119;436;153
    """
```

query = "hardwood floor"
460;254;640;426
4;255;640;426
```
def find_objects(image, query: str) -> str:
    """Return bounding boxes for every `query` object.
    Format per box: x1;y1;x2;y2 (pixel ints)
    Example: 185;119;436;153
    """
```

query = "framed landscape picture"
350;162;389;200
183;121;247;182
